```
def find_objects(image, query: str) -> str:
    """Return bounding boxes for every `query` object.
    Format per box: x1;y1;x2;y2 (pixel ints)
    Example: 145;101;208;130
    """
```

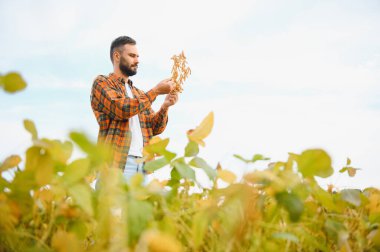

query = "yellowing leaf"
217;169;236;184
0;155;22;172
62;158;91;186
137;230;183;252
68;183;94;216
187;112;214;147
23;119;38;140
0;72;27;93
51;230;81;252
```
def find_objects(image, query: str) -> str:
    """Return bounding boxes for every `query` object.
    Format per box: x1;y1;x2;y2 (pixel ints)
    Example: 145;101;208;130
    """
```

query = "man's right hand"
153;78;174;95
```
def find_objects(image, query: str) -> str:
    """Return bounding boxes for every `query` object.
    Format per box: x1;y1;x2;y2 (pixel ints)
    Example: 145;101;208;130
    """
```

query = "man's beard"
119;57;137;77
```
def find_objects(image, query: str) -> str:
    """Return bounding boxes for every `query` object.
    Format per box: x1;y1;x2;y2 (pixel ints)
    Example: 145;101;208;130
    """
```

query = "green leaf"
189;157;216;179
272;232;299;243
34;139;73;165
144;157;169;172
68;183;94;216
173;158;195;180
144;138;170;154
128;198;153;244
340;189;361;207
324;219;347;240
0;72;27;93
234;153;270;163
62;158;91;186
233;154;250;163
252;154;270;162
23;119;38;140
69;132;97;154
25;146;54;186
185;141;199;157
275;191;304;222
70;131;111;164
68;220;89;240
313;185;340;212
192;212;209;248
297;149;334;178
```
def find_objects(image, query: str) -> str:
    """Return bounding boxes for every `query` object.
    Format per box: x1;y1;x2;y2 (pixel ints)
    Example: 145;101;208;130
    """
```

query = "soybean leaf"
297;149;333;178
275;191;304;222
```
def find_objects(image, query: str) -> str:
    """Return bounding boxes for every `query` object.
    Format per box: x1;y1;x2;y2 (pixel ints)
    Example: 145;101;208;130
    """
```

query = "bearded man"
90;36;178;183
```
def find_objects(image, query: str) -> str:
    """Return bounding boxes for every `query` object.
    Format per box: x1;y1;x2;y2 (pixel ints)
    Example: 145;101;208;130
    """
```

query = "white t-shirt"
125;84;144;157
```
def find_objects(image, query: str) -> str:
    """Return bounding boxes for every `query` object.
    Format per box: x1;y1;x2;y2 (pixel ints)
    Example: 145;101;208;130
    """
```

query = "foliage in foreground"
1;75;380;251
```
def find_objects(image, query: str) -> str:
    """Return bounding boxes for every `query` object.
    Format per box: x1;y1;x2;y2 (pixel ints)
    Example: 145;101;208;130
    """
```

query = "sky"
1;0;379;189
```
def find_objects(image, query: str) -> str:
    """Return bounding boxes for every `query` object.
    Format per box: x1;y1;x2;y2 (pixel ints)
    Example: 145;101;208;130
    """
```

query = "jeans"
94;155;146;190
123;155;146;183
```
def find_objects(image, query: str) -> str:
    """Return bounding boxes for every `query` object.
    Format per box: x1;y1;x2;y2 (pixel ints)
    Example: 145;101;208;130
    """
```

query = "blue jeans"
94;156;146;189
123;155;146;183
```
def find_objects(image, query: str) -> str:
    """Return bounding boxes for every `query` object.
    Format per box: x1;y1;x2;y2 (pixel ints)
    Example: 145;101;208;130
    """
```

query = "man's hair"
110;36;136;63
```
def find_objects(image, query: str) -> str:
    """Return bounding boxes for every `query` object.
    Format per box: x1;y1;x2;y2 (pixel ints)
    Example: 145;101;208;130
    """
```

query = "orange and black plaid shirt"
90;73;168;170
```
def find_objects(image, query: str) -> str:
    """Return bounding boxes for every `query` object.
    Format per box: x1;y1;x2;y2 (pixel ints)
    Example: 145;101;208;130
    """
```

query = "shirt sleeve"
150;106;169;135
91;76;157;120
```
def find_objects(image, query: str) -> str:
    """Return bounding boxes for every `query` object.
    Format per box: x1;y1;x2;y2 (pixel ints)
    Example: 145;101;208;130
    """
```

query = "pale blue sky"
1;0;379;189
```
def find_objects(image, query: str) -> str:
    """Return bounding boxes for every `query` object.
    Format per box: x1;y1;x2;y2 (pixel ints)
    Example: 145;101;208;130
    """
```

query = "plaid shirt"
90;73;168;169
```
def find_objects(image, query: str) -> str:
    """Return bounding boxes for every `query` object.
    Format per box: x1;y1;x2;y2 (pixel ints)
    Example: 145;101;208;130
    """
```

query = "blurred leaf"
70;131;111;164
144;157;169;172
297;149;333;178
128;198;154;244
217;169;236;184
272;232;299;243
324;219;347;241
34;139;73;165
187;112;214;147
25;146;54;186
69;132;96;154
339;166;360;177
137;230;182;252
130;173;145;189
189;157;216;179
275;191;304;222
143;137;176;161
0;72;27;93
35;154;54;186
313;185;340;212
234;153;270;163
51;230;81;252
346;158;351;166
184;141;199;157
68;220;89;240
340;189;361;207
192;212;209;248
0;155;22;172
252;154;270;162
144;138;169;154
172;158;195;180
62;158;91;186
68;183;93;216
233;154;250;163
23;119;38;141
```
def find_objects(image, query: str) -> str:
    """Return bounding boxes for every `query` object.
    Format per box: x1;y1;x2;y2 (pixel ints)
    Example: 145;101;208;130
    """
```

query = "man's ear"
114;51;120;63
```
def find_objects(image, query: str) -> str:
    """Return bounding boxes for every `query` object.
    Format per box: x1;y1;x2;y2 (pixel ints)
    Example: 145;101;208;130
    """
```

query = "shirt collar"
109;72;133;86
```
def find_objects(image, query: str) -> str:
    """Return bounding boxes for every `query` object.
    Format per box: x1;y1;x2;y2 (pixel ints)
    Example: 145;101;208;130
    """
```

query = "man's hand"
153;78;174;95
162;92;178;109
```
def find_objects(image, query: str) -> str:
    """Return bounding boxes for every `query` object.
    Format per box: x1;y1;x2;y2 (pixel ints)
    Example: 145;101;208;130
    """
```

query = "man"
90;36;178;182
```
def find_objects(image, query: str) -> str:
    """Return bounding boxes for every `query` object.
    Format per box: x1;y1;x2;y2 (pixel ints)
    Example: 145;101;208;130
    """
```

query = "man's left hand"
162;92;178;109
